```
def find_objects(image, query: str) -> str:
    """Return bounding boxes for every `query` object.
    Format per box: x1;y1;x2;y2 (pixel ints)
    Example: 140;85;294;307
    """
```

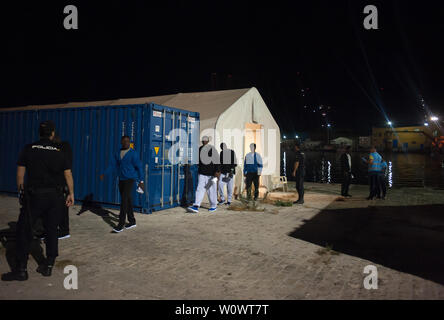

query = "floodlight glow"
431;116;439;121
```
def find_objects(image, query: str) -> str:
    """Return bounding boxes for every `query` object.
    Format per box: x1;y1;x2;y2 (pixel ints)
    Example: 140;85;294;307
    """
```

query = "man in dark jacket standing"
187;136;221;213
218;143;237;205
340;146;353;197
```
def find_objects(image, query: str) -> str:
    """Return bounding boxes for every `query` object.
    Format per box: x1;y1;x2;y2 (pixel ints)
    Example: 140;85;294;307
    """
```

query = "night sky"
1;1;443;136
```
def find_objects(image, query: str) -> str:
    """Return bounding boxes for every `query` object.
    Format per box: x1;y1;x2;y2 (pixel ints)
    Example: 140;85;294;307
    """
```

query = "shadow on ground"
77;194;120;228
0;222;46;270
289;204;444;285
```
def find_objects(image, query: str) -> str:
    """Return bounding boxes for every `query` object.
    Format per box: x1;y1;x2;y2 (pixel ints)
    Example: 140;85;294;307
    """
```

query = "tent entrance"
245;123;263;155
241;123;264;196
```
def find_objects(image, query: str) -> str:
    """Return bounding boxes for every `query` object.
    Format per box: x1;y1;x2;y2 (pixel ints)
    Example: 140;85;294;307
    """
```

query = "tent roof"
2;89;251;119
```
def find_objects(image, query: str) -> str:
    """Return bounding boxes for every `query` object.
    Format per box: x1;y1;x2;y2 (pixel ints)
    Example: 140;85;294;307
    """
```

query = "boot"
1;262;28;281
36;264;53;277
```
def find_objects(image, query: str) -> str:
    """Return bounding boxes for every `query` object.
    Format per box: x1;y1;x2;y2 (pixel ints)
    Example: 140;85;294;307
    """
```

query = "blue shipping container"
0;103;200;213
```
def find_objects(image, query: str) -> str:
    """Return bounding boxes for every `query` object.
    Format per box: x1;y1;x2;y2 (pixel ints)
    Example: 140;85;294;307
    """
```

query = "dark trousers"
245;172;259;200
59;188;69;234
296;172;305;201
341;171;351;196
118;179;135;226
368;172;380;199
16;192;64;266
59;205;69;234
378;173;387;198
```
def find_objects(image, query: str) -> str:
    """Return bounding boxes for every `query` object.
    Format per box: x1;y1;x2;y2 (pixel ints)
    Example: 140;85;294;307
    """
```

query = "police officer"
1;121;74;281
292;141;305;205
54;135;73;239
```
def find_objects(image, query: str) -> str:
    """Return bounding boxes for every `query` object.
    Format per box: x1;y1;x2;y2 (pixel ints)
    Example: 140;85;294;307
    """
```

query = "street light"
326;124;331;144
431;116;439;122
387;121;392;126
424;122;429;127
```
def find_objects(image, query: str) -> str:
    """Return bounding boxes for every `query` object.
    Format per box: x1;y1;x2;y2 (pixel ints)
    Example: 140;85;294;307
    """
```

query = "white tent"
8;87;281;193
106;88;281;192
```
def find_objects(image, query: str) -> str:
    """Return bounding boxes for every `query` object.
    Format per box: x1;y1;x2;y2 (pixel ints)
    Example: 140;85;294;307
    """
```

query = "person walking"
218;143;237;206
292;141;305;204
34;135;73;241
340;146;353;197
243;143;263;201
2;121;74;281
187;136;221;213
100;136;144;233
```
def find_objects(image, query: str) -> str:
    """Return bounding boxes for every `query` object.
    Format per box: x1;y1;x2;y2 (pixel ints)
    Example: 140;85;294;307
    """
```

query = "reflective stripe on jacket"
368;152;382;172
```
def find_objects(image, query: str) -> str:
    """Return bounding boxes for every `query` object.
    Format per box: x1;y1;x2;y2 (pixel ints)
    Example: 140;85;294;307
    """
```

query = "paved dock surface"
1;183;443;299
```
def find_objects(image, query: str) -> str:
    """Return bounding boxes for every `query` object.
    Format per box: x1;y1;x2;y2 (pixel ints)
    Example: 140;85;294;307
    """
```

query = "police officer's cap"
39;120;56;137
39;120;56;132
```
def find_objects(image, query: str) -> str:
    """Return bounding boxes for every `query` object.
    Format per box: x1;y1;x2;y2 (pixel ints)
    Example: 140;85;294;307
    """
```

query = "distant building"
372;125;435;152
302;139;322;150
330;137;353;147
359;136;371;149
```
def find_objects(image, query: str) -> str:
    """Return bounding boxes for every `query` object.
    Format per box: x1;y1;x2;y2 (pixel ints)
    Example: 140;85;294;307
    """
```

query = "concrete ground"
0;182;443;300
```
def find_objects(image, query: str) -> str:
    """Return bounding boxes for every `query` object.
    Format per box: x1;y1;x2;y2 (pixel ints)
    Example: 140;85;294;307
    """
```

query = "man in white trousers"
218;143;237;205
187;136;221;213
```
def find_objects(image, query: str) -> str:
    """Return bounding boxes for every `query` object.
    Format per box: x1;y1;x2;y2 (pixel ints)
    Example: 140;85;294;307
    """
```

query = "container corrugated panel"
0;103;200;213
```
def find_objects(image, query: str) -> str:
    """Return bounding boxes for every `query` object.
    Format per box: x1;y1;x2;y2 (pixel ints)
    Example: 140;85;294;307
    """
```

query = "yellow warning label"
154;147;159;155
130;143;134;149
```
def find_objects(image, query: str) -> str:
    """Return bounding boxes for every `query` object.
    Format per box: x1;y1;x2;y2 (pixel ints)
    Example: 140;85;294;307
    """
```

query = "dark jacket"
340;153;351;173
198;145;220;176
220;149;237;174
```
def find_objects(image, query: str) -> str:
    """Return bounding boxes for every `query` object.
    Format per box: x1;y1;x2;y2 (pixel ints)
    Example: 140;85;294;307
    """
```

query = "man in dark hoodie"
218;143;237;206
187;136;220;213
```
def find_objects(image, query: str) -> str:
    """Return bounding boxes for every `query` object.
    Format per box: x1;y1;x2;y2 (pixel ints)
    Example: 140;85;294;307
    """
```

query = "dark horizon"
1;1;443;136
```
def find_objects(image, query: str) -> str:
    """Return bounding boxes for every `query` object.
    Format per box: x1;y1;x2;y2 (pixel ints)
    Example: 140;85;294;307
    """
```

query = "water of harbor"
282;151;444;189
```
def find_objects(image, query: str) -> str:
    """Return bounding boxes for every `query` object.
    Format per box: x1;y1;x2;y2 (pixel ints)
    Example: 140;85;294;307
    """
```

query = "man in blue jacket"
364;146;383;200
243;143;263;201
100;136;144;233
